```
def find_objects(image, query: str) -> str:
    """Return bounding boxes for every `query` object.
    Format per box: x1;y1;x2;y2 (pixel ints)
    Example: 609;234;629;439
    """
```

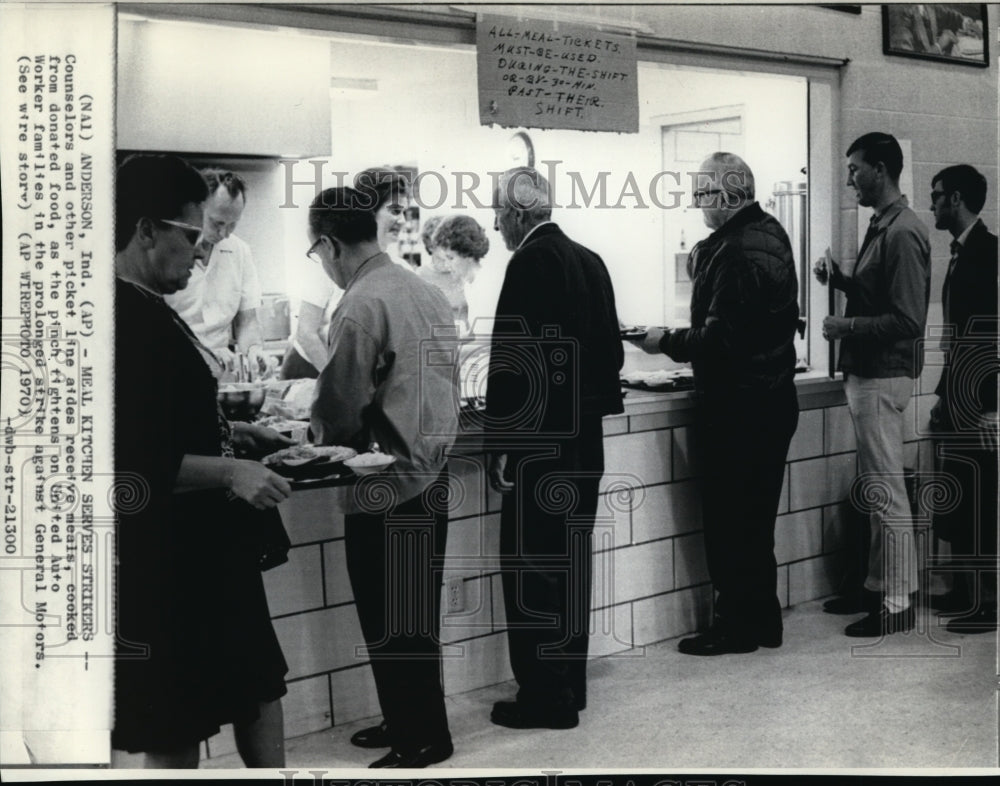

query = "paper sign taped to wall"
477;13;639;133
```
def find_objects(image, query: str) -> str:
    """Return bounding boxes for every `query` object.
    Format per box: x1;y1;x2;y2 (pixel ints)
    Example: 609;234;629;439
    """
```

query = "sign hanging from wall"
477;13;639;133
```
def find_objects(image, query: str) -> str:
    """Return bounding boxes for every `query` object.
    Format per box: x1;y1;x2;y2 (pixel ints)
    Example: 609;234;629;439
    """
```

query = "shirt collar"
344;251;390;292
517;220;556;250
871;195;909;228
954;217;981;248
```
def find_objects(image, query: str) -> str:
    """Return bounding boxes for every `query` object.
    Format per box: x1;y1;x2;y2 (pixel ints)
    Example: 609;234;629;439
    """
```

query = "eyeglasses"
692;188;725;206
157;219;203;246
930;190;948;203
306;237;324;263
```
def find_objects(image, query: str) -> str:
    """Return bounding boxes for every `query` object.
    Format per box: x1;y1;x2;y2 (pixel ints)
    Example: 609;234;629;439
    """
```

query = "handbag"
248;505;292;571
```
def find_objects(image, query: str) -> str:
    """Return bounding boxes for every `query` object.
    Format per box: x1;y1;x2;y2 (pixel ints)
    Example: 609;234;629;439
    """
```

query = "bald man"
636;152;800;655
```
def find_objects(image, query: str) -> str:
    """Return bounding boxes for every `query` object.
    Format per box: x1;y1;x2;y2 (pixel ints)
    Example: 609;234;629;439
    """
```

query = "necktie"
858;217;880;262
941;240;961;353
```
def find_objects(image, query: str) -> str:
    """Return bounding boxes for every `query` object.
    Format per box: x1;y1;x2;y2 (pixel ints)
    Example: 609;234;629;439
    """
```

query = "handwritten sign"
477;13;638;133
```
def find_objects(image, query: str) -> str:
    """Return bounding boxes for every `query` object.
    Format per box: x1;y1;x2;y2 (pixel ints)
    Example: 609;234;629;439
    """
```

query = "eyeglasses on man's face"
929;190;948;204
692;188;725;206
157;219;203;246
306;236;324;263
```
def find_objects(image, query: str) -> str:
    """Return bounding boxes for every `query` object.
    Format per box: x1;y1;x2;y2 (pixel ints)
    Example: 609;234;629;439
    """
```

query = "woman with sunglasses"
113;154;292;768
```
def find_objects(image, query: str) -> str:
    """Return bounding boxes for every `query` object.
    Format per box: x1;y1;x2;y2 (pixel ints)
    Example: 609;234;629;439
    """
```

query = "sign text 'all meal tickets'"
477;13;639;134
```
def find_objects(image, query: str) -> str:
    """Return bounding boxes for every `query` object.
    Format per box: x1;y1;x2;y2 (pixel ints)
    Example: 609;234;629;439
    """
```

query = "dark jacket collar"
519;221;562;248
959;218;987;249
708;202;766;241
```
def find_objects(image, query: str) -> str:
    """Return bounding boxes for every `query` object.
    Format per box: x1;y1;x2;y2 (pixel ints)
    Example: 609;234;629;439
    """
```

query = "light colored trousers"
844;374;920;608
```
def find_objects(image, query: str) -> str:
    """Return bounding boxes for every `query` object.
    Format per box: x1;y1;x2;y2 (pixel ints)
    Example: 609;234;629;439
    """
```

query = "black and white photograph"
0;1;997;781
883;3;990;66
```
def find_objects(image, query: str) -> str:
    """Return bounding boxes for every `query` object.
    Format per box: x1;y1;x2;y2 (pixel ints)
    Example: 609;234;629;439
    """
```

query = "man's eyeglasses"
306;237;324;263
930;190;948;203
157;219;203;246
692;188;725;206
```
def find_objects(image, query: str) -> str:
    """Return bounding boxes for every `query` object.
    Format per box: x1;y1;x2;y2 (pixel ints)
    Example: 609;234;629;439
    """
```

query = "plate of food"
263;444;358;479
619;326;648;340
344;452;397;476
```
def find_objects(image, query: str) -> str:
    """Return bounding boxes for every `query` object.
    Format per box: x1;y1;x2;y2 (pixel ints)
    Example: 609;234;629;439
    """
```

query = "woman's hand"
231;422;296;457
229;460;291;509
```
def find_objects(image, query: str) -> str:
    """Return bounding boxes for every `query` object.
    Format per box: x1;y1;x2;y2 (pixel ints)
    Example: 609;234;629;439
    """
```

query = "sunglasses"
157;219;203;246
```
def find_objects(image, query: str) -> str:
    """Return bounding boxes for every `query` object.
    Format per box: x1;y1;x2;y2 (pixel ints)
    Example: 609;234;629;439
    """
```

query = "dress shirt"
311;253;458;510
165;234;262;351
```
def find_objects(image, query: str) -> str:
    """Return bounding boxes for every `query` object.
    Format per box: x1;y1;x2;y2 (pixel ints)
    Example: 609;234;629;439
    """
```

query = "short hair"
115;154;208;252
309;187;378;245
434;215;490;261
353;167;410;213
847;132;904;181
421;215;444;254
200;168;247;202
705;151;756;202
495;167;552;223
933;164;988;214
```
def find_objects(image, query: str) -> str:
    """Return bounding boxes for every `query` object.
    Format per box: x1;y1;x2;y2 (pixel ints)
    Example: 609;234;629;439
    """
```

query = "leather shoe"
369;741;453;768
678;628;758;656
351;720;390;749
944;608;997;635
823;592;879;615
757;628;783;648
844;605;914;637
928;591;971;615
490;700;579;729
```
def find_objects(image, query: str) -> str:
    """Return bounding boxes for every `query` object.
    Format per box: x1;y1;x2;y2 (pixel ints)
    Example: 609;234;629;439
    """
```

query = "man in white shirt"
165;169;267;375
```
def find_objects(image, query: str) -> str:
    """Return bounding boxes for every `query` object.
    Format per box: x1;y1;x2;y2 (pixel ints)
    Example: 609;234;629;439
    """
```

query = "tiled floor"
204;599;998;771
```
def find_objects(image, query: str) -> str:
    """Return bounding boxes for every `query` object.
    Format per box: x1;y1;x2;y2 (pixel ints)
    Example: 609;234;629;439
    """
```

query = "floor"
204;598;998;771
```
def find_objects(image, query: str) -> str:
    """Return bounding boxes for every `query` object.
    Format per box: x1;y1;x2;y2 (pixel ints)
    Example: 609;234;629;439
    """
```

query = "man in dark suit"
928;164;998;634
486;167;624;729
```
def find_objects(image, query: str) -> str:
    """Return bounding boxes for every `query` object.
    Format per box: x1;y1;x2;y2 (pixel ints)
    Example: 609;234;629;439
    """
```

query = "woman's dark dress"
113;279;287;753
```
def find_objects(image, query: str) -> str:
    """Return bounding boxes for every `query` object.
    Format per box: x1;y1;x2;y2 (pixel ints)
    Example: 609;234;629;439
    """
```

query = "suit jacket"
486;223;624;441
935;219;999;415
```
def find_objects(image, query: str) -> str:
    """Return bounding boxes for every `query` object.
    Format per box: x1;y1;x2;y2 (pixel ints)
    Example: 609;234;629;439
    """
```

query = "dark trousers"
344;470;451;753
499;417;603;712
695;382;799;637
934;397;998;610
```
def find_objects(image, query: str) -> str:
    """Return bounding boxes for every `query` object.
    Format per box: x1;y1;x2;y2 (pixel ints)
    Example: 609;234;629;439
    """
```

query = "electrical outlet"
446;577;464;613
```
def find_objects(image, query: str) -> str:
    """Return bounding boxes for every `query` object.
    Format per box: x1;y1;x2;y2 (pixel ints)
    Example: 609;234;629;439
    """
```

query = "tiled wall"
202;375;939;759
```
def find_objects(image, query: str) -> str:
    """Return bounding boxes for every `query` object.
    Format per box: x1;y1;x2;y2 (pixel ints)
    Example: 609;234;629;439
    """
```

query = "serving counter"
201;374;939;759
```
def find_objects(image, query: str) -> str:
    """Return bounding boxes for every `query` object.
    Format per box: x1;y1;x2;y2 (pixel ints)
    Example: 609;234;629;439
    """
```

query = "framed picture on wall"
882;4;989;67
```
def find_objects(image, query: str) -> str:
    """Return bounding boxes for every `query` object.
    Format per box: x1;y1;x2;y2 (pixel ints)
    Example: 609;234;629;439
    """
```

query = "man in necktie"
927;164;998;634
813;132;931;637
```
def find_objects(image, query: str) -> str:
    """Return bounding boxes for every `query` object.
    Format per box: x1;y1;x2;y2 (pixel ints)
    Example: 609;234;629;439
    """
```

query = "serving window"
133;5;838;381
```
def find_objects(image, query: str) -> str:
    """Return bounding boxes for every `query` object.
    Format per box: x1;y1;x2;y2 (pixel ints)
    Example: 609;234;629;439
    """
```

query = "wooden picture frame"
882;4;989;67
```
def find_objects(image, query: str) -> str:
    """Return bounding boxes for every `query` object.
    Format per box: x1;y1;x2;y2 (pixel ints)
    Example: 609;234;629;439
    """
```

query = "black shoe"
351;720;390;749
757;628;783;648
944;608;997;635
928;591;971;615
823;592;879;615
678;627;758;656
844;605;915;637
369;741;453;768
490;700;579;730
